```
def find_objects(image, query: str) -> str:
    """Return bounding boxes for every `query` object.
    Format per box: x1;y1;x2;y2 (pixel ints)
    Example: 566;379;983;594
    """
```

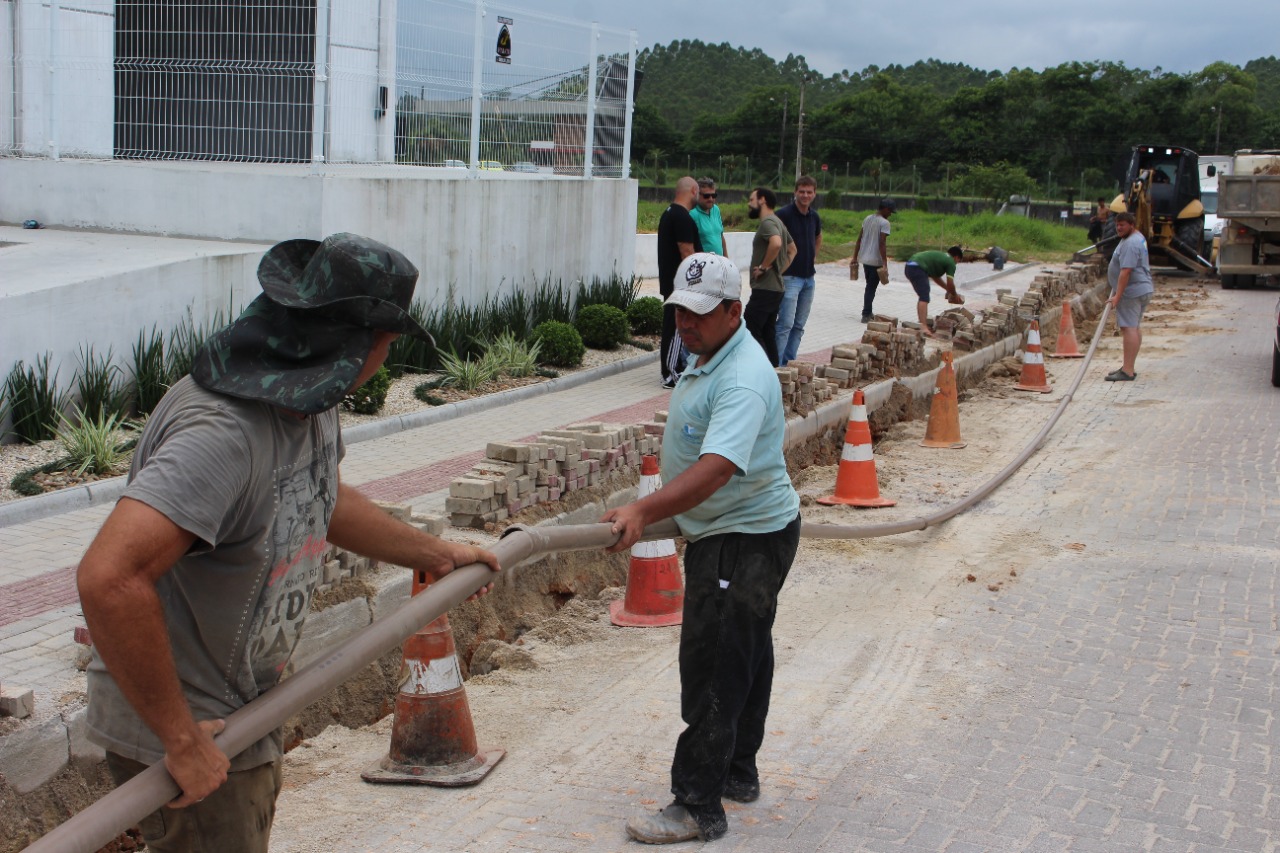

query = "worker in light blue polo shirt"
603;253;801;846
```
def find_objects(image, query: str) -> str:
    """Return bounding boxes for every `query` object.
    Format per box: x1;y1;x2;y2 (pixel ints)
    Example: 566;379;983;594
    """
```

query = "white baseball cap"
666;253;742;315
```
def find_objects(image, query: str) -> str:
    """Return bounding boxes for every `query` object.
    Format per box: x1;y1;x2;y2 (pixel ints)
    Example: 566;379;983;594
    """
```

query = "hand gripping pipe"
26;306;1109;853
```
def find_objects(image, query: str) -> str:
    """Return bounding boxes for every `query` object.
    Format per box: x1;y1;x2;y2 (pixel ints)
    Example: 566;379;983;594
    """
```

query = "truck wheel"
1272;343;1280;388
1222;274;1237;289
1175;217;1205;258
1239;274;1258;288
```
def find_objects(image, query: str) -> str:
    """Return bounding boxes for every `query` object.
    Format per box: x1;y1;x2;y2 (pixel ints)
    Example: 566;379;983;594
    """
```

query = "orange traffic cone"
818;389;896;507
362;575;504;786
1014;319;1054;393
1050;300;1084;358
610;455;684;627
921;351;967;449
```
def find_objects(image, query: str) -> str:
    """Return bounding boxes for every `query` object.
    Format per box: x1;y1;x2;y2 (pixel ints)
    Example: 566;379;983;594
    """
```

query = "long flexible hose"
24;303;1111;853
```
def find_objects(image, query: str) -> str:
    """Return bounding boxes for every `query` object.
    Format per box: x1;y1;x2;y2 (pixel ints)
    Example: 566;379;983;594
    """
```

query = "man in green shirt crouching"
903;245;965;334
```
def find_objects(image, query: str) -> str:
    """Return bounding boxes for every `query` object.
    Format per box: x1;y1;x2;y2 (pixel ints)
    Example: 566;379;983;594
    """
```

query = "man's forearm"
327;482;500;585
625;455;734;526
329;483;458;571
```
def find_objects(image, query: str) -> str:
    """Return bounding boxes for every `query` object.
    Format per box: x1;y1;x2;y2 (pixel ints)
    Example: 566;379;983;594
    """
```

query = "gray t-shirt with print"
1108;231;1154;298
86;376;343;770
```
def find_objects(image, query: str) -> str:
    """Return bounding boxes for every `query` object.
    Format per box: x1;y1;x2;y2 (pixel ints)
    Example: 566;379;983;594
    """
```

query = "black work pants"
862;264;882;318
670;514;802;818
743;288;783;366
661;303;686;383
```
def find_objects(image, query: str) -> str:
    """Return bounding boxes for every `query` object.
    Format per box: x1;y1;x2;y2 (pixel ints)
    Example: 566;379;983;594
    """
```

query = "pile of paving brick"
774;362;841;416
825;314;938;379
447;423;662;528
936;267;1096;351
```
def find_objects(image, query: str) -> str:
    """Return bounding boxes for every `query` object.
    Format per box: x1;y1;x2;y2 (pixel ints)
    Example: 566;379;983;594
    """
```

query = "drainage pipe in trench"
25;304;1111;853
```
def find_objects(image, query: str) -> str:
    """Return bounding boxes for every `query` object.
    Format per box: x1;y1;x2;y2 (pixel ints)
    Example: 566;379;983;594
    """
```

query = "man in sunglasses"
657;177;704;388
690;178;728;257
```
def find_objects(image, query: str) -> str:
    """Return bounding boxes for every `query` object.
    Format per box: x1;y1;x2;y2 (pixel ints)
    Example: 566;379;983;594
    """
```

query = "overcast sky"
507;0;1278;77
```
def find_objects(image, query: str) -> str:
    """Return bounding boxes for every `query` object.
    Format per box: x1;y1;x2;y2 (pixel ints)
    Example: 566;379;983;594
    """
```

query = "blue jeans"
775;276;815;366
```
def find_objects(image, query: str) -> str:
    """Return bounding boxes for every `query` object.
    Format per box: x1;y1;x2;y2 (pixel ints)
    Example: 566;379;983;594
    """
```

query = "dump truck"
1074;144;1214;274
1217;150;1280;288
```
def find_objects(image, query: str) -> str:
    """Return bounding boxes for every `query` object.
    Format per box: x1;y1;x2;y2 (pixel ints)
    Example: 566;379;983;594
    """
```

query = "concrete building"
0;0;639;401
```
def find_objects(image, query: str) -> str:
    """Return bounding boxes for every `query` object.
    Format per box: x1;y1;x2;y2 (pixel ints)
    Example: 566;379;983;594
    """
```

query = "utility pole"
794;76;807;183
1214;105;1223;154
777;93;788;184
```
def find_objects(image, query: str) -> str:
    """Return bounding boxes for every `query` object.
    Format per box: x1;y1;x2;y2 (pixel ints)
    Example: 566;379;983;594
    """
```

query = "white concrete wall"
0;158;638;305
10;0;114;158
0;1;13;152
1;251;262;397
634;231;753;279
326;0;385;163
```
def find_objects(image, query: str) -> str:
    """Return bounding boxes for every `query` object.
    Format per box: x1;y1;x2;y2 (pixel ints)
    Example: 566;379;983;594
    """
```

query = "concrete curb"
0;352;659;529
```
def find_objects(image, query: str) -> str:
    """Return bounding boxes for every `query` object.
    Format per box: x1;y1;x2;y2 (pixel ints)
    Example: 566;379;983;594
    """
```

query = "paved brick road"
268;281;1280;852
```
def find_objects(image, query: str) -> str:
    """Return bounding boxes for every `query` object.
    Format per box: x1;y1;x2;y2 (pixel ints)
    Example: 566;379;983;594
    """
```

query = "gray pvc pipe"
25;303;1111;853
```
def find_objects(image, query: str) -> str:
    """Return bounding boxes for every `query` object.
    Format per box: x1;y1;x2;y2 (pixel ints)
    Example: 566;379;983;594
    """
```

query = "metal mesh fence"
0;0;635;176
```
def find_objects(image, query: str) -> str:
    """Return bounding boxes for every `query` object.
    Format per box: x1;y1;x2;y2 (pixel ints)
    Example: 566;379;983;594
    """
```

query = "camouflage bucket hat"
191;233;434;415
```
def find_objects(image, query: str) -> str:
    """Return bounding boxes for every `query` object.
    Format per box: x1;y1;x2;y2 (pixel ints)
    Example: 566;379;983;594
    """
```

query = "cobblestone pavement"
267;281;1280;852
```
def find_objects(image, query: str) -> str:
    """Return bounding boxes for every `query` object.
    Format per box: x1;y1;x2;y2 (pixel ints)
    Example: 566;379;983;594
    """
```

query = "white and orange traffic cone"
921;351;967;449
1050;300;1084;358
818;389;896;507
610;455;684;627
362;573;504;787
1014;319;1054;393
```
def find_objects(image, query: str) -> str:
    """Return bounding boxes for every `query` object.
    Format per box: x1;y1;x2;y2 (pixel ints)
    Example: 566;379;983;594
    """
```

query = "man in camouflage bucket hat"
192;232;436;414
78;233;498;853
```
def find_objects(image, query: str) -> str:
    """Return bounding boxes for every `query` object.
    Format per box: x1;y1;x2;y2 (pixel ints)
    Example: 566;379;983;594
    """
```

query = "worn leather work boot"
625;801;727;844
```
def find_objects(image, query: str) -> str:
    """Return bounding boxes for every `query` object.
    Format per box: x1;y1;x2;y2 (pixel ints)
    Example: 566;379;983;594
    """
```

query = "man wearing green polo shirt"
603;253;801;845
903;245;965;333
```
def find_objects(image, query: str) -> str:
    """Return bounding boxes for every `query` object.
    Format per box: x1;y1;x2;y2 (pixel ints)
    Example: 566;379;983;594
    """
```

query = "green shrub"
412;382;448;406
626;296;664;335
437;350;498;391
168;305;232;380
74;345;127;423
10;460;61;496
484;332;542;378
131;326;171;416
387;299;435;377
56;405;134;476
531;321;585;367
342;366;392;414
3;354;68;443
576;272;640;313
530;276;574;327
574;304;629;350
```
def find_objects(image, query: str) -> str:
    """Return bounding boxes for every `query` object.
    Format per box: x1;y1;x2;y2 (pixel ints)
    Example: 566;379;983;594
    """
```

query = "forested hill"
636;42;1001;131
633;40;1280;191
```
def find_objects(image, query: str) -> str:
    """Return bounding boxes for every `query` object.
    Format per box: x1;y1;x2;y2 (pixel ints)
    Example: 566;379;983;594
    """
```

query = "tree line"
632;41;1280;197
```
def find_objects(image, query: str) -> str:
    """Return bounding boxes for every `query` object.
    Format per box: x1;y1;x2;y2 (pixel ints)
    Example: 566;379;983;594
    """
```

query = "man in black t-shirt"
656;176;703;387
